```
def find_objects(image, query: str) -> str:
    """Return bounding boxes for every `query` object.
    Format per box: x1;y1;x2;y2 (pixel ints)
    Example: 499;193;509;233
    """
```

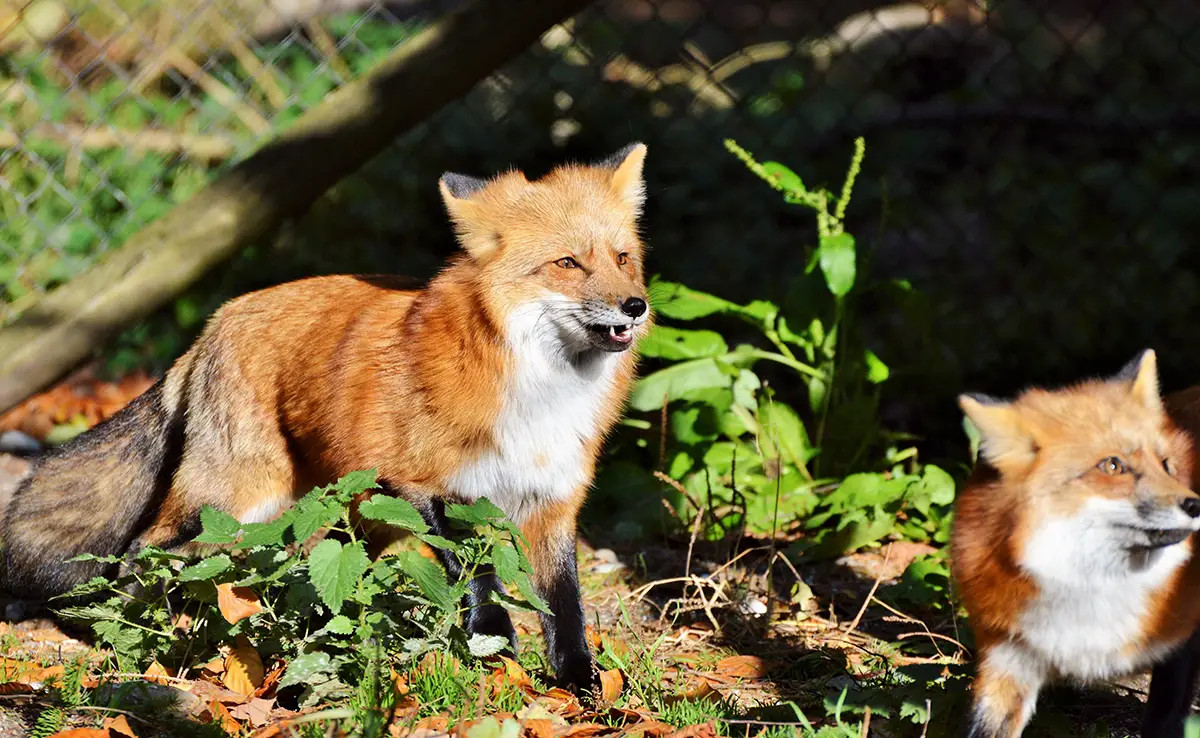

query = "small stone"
4;602;27;622
0;430;40;456
738;596;768;617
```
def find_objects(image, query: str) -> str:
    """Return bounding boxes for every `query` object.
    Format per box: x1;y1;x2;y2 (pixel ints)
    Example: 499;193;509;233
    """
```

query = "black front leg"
525;523;598;696
413;497;517;654
1145;629;1200;738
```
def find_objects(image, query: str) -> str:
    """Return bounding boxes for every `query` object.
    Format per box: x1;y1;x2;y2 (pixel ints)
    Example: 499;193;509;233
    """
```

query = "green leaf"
909;465;956;509
322;615;356;635
491;542;521;582
511;572;552;615
234;516;294;549
280;651;336;688
445;499;506;527
629;358;731;412
358;495;429;533
333;469;380;502
818;232;856;297
731;369;761;409
177;555;232;582
468;633;512;658
394;550;456;611
761;161;804;193
864;350;890;383
648;279;742;320
193;506;241;544
758;401;812;467
638;325;728;360
308;540;371;614
291;499;342;543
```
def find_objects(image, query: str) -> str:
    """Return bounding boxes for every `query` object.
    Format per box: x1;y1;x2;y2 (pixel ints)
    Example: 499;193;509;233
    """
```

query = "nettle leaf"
758;401;813;467
193;506;241;544
761;161;804;193
638;325;728;360
280;651;336;688
906;464;957;515
321;615;356;636
446;499;506;527
629;358;731;412
491;542;521;582
308;539;370;614
394;550;456;611
864;350;890;384
732;369;761;409
291;498;342;542
234;516;294;549
333;469;380;502
468;633;512;658
358;495;429;533
818;232;856;298
177;554;232;582
649;279;742;320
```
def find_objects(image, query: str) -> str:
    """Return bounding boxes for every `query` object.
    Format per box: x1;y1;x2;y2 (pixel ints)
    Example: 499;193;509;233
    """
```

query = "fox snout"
618;296;648;321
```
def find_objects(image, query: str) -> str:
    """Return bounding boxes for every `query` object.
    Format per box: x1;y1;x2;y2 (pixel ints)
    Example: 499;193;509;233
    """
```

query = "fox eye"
1164;458;1174;476
1099;456;1127;475
555;257;580;269
616;252;629;266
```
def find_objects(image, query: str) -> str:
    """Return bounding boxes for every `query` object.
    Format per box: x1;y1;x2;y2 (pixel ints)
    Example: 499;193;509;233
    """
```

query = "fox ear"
959;393;1036;470
1115;349;1163;414
600;142;647;215
438;172;498;260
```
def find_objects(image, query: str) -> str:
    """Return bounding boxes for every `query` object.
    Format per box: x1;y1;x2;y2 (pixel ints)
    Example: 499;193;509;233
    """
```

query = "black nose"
1181;497;1200;519
619;297;648;319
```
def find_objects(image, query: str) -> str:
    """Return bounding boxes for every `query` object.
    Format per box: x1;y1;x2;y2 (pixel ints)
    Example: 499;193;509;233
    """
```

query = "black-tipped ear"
439;172;488;200
1113;349;1154;383
596;142;645;169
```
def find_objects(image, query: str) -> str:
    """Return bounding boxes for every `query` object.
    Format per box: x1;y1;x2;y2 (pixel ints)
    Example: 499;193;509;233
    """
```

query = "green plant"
614;139;955;559
56;470;550;711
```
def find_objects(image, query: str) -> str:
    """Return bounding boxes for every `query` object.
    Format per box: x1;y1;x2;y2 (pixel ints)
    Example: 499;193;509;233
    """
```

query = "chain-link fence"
4;0;1200;440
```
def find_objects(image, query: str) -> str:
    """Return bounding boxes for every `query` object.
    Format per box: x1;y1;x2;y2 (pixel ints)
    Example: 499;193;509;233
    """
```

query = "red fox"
953;350;1200;737
2;144;652;695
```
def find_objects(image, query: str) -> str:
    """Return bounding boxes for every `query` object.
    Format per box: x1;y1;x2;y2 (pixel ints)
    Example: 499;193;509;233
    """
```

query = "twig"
843;546;892;637
163;49;271;135
859;706;871;737
896;631;971;652
653;471;704;517
305;18;353;83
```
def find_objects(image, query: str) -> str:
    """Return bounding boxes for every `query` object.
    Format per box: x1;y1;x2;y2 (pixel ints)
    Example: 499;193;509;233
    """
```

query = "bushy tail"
1;381;183;600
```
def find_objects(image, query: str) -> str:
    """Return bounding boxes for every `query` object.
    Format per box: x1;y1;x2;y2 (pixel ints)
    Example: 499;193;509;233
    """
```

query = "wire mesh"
4;0;1200;405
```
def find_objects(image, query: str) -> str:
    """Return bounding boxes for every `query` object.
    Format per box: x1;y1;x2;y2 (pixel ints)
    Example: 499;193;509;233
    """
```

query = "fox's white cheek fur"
1015;497;1191;681
447;297;620;524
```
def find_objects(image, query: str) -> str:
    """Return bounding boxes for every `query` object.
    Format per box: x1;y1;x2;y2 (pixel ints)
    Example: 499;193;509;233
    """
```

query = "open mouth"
1120;525;1194;549
585;322;634;351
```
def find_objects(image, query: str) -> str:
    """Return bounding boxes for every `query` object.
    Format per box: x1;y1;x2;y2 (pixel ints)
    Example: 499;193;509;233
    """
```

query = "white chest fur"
1017;506;1191;681
446;301;620;524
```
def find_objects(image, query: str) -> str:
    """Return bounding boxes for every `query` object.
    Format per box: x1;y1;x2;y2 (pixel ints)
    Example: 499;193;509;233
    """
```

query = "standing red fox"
2;143;653;695
954;350;1200;737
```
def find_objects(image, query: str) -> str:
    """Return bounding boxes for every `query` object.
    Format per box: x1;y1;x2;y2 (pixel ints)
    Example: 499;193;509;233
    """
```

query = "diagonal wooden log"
0;0;595;413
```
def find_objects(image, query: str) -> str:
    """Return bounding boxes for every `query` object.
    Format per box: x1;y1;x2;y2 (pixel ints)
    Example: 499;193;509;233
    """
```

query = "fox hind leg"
1143;630;1200;738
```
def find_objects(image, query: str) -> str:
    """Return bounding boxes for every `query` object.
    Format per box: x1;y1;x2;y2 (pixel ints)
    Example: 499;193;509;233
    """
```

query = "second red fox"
2;144;653;695
954;350;1200;737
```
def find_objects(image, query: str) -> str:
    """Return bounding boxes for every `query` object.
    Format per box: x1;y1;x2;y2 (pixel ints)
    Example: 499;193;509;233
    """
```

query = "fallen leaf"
229;697;276;727
217;583;263;624
103;715;138;738
490;656;532;694
249;726;283;738
209;699;241;734
189;679;249;705
524;719;555;738
222;642;265;696
662;723;717;738
45;730;111;738
621;721;676;738
565;724;612;738
713;655;767;679
414;715;450;732
585;626;603;651
663;681;721;707
254;665;283;698
599;669;624;703
0;682;33;695
143;660;173;686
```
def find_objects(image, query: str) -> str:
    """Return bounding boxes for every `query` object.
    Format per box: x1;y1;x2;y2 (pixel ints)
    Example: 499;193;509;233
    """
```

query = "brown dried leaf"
599;669;624;703
620;721;676;738
525;719;556;738
253;665;283;698
564;724;612;738
102;715;138;738
45;730;111;738
143;660;173;686
414;715;450;732
222;643;265;697
713;655;767;679
216;583;263;624
229;697;276;727
662;723;717;738
209;699;241;734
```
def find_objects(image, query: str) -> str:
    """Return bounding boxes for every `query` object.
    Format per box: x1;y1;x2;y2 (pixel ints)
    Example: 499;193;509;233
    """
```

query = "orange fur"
953;350;1200;736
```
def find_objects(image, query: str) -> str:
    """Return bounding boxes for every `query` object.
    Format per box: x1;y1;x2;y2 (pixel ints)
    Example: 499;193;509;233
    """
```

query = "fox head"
959;350;1200;560
437;144;650;358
